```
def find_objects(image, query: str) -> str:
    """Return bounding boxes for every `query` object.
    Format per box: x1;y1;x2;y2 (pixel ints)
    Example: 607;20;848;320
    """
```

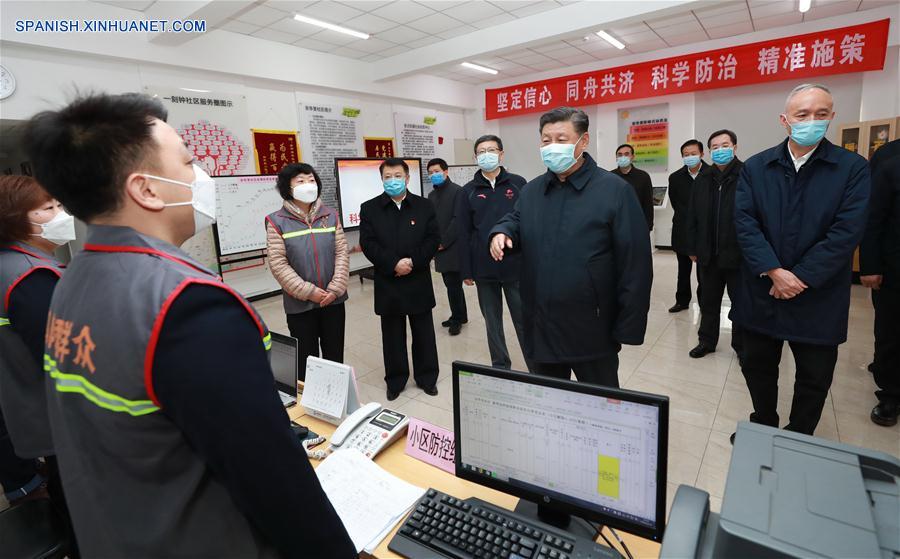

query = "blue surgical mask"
616;156;632;169
683;155;701;168
540;135;585;174
711;147;734;165
383;178;406;197
476;152;500;172
430;172;446;186
788;118;830;147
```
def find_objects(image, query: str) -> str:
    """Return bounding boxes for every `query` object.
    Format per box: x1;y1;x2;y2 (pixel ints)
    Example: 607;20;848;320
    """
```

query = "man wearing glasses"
456;135;531;371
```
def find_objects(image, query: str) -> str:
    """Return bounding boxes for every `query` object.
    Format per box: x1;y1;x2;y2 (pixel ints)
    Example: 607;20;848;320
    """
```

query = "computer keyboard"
388;488;621;559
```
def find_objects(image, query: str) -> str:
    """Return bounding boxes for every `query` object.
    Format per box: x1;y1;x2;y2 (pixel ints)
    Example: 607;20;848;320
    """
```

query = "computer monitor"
270;332;298;406
452;361;669;542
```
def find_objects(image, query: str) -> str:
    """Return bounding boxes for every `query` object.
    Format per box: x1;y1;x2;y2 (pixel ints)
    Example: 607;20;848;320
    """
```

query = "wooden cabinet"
839;117;899;159
841;117;899;274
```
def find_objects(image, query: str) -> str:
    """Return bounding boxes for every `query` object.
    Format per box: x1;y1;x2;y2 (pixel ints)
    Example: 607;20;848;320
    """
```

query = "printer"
661;421;900;558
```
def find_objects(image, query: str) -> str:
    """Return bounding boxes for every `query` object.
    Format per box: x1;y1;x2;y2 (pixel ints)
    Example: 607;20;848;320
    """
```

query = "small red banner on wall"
364;137;396;158
485;19;890;120
252;129;301;175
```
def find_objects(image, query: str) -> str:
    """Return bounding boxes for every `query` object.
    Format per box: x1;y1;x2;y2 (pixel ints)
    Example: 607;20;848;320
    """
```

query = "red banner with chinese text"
485;19;890;120
252;129;301;175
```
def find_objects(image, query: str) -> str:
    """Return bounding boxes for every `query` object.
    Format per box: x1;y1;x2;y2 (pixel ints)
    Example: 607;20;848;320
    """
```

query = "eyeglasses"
475;148;501;156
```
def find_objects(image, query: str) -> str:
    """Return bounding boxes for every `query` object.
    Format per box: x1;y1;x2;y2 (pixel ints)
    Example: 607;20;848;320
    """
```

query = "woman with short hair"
266;163;349;379
0;174;78;553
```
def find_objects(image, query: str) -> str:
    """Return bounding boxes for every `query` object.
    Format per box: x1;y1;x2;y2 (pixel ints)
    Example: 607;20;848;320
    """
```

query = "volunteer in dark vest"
266;162;349;379
0;176;75;545
23;92;354;558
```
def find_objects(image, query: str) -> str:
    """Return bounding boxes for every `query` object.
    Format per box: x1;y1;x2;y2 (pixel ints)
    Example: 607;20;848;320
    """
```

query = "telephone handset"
329;401;409;459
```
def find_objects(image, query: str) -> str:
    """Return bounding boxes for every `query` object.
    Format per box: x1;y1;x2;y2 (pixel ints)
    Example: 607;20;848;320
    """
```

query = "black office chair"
0;499;68;559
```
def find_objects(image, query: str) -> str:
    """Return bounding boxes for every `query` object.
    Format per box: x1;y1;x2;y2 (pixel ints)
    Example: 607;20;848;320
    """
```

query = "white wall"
693;72;865;159
0;43;468;168
496;113;549;181
860;45;900;121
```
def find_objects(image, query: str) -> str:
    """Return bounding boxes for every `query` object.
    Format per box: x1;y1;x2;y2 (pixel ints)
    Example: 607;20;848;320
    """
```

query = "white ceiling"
92;0;897;84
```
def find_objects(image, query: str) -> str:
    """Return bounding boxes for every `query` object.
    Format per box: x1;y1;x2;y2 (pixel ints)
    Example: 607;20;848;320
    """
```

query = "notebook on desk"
316;448;426;553
269;332;299;408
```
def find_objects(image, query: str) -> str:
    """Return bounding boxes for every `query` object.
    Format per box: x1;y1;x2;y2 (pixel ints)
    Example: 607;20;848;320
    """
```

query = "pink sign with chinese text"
404;417;456;474
485;19;890;120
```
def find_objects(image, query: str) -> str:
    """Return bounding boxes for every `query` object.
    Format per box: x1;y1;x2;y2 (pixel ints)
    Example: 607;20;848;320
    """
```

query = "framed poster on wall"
837;124;864;155
865;119;897;160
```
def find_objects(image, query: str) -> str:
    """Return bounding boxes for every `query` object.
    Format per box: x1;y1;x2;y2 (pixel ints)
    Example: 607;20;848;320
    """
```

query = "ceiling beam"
145;0;256;46
369;0;706;82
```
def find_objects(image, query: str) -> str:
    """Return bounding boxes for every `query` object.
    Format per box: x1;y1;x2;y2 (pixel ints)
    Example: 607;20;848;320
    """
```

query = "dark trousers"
740;328;838;436
476;280;528;370
441;272;468;324
697;262;743;355
675;252;699;305
286;303;346;381
872;283;900;403
532;354;620;387
46;455;80;558
0;406;39;500
380;311;439;393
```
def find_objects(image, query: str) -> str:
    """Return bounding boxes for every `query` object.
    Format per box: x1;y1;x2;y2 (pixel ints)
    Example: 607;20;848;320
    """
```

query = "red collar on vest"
83;243;214;278
2;244;64;267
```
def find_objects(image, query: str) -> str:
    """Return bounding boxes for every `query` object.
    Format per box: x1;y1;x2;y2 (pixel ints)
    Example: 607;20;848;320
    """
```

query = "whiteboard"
214;174;284;256
334;158;423;231
447;165;479;187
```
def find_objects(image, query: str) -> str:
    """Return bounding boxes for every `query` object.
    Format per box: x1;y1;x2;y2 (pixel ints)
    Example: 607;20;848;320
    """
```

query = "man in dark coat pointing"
490;107;652;387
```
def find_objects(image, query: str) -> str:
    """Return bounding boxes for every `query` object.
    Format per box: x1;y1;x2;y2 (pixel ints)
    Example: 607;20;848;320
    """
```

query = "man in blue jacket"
733;84;870;440
456;135;530;370
490;107;652;386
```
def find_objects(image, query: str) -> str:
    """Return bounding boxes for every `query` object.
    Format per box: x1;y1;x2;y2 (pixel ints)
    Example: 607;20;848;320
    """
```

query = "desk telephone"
329;402;409;459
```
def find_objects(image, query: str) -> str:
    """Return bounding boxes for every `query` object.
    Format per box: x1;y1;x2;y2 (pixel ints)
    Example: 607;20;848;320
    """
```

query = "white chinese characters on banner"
651;64;668;90
584;76;599;100
539;85;553;105
600;74;615;97
812;38;836;68
497;84;555;113
696;58;714;84
756;32;865;77
783;43;806;71
717;54;737;80
619;71;634;94
566;80;579;102
672;61;690;87
840;33;865;64
758;47;779;75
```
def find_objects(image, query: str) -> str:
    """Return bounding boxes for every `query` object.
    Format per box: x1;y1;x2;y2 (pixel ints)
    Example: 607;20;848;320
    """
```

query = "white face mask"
142;164;217;234
30;210;76;246
292;182;318;204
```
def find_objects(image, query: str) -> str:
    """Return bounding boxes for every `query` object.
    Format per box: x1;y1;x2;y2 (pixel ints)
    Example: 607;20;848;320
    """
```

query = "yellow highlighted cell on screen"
597;455;620;499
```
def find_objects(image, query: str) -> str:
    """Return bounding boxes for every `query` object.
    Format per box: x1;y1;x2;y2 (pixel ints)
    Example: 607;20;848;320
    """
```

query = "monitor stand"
513;500;597;540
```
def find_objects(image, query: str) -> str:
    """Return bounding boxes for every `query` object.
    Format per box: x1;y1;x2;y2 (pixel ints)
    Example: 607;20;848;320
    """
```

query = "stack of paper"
315;448;426;554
